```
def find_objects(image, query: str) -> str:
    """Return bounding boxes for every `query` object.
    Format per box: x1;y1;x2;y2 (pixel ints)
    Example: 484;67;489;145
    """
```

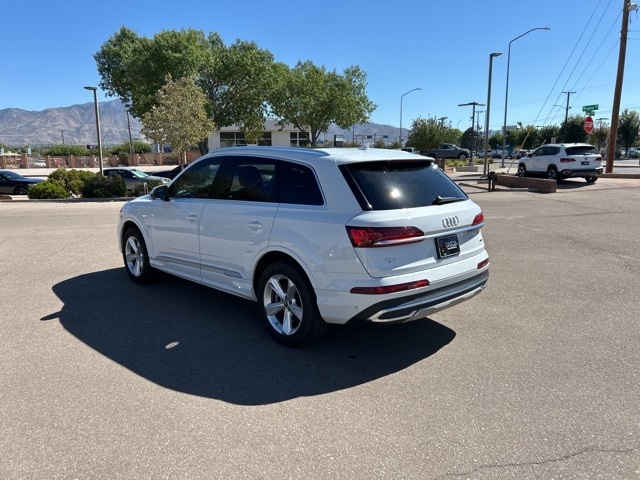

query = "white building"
208;119;311;150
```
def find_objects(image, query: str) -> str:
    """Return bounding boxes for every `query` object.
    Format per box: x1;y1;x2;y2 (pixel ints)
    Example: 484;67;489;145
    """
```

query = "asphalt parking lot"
1;181;639;479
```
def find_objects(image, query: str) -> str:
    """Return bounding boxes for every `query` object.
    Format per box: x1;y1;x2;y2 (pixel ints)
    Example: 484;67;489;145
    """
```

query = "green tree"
268;61;376;147
406;117;449;150
617;109;640;154
95;27;212;119
560;115;588;143
141;76;215;165
516;125;540;150
489;132;503;149
591;120;608;149
198;39;277;141
537;125;561;146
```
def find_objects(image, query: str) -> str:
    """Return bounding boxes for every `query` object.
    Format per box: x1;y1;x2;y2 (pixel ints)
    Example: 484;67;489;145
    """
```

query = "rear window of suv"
564;146;600;156
341;160;467;211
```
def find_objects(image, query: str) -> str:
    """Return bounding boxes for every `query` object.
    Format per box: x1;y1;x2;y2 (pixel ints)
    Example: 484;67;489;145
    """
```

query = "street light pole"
501;27;550;167
484;52;502;176
458;101;485;165
84;86;104;175
400;88;422;147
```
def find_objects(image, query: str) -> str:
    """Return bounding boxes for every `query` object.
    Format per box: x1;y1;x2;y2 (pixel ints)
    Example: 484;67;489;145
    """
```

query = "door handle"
247;221;263;229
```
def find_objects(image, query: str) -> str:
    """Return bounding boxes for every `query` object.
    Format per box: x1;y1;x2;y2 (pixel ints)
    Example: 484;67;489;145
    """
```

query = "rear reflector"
350;279;430;295
346;226;424;248
477;257;490;270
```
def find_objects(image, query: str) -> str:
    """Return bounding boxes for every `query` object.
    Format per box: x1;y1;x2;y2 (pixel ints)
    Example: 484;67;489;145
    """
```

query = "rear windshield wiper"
432;195;465;205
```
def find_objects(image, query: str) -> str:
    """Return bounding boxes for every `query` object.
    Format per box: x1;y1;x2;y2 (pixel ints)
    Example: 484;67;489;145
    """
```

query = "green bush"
26;169;127;199
43;145;89;156
108;141;152;155
49;169;95;196
82;174;127;198
28;180;69;199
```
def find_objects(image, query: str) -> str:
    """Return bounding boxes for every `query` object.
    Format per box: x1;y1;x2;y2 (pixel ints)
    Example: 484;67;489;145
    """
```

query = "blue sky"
2;0;639;135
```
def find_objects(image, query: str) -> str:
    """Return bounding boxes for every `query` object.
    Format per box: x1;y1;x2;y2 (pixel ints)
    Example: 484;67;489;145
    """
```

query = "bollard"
488;172;497;192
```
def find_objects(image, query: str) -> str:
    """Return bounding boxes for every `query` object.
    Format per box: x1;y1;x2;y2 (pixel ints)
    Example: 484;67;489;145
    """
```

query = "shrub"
82;174;127;198
43;145;88;156
108;141;152;155
49;169;95;196
28;180;69;199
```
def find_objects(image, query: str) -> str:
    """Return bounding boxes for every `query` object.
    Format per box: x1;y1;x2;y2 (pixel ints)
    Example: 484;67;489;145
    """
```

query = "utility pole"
561;91;575;126
562;92;576;142
606;0;636;173
458;102;485;164
60;130;66;145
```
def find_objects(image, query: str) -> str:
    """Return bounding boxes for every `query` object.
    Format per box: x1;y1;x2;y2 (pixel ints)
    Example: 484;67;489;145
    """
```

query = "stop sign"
584;116;594;133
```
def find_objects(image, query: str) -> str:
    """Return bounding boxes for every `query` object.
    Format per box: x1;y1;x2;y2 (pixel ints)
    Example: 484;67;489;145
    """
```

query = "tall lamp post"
400;88;422;146
458;101;485;165
84;86;104;175
501;27;550;167
484;52;502;176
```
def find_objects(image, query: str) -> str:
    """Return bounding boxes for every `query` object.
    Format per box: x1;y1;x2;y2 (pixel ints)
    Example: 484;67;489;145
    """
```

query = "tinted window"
565;145;599;156
276;161;323;205
169;158;221;198
342;160;467;211
212;156;276;202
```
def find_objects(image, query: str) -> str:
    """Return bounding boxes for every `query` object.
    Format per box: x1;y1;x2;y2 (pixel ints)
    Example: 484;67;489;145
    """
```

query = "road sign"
584;116;594;134
582;104;599;113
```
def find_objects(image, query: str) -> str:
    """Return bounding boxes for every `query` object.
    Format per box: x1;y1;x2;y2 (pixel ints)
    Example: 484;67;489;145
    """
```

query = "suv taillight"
472;212;485;226
346;226;424;248
560;157;576;163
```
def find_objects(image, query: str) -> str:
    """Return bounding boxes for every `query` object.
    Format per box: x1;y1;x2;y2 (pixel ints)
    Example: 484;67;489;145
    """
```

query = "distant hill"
0;100;402;148
0;100;143;147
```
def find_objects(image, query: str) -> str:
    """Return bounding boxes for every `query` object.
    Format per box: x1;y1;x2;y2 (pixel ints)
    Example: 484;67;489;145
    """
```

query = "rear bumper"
345;270;489;325
561;167;603;178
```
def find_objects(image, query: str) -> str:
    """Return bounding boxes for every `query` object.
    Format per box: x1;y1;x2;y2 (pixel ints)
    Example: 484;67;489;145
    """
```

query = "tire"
585;176;598;184
257;261;328;347
458;153;467;160
13;186;28;195
517;164;527;177
122;227;156;284
547;166;558;181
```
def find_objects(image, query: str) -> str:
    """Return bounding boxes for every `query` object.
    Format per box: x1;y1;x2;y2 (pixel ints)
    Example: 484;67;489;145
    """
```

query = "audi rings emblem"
442;216;459;228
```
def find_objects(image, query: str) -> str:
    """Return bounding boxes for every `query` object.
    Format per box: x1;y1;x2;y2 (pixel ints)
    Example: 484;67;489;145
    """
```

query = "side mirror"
150;185;170;201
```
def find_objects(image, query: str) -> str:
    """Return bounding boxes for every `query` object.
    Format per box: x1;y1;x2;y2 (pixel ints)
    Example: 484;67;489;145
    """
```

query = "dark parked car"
422;144;470;160
146;165;186;179
0;170;45;195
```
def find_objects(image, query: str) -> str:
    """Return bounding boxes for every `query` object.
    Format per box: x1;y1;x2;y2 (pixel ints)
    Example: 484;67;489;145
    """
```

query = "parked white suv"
517;143;603;182
118;147;489;346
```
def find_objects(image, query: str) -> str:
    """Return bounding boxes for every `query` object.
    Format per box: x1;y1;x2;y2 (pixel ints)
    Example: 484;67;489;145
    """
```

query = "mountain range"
0;100;403;148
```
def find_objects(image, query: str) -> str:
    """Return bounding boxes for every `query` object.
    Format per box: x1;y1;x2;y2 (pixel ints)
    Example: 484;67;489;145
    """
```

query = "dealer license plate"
436;234;460;258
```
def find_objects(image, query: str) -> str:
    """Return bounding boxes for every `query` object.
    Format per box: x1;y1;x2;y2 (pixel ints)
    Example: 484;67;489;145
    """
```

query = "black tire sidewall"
257;261;326;347
123;227;155;284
